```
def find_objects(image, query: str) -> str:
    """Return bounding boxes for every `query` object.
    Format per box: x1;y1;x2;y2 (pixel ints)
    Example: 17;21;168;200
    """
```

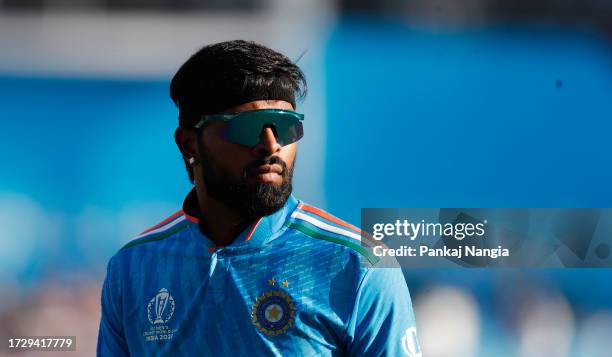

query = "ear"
174;127;200;160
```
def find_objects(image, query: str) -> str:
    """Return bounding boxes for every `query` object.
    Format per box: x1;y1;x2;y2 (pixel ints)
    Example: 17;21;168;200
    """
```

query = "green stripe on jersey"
121;220;190;251
286;221;378;265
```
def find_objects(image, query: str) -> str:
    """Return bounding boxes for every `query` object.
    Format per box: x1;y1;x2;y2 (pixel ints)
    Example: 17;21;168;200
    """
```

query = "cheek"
203;132;253;173
280;144;298;167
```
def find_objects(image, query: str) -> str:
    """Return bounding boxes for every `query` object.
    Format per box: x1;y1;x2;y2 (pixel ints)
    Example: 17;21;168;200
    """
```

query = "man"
97;40;421;356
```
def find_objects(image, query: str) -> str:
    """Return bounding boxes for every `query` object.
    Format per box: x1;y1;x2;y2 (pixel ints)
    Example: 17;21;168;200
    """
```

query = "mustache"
242;156;289;179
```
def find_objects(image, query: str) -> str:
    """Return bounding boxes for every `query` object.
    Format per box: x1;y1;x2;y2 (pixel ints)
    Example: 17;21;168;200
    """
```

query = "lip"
246;164;283;183
250;172;281;183
247;164;283;176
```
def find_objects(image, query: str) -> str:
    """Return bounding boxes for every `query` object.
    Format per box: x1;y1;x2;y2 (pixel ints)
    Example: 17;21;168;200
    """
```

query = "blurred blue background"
0;0;611;356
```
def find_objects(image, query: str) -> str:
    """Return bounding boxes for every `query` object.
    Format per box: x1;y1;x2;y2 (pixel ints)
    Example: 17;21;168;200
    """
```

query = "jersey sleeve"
97;256;130;357
345;268;422;357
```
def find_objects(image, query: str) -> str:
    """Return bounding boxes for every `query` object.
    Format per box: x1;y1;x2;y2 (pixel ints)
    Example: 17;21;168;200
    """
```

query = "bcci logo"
251;290;295;336
147;288;175;325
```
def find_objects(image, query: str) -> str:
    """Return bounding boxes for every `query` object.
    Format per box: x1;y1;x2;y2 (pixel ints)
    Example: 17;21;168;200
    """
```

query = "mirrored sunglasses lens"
223;118;260;146
276;121;303;146
224;113;303;146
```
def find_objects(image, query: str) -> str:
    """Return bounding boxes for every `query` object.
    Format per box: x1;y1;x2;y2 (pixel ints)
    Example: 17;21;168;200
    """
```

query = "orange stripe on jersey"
139;210;184;235
183;211;200;224
245;217;262;241
298;204;362;234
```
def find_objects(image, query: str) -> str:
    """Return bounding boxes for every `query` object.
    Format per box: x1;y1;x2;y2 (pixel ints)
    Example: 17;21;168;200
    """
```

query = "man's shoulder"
285;201;378;266
117;209;190;254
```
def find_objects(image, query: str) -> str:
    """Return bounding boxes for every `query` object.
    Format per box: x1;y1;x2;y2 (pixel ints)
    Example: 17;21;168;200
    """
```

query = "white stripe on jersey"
135;215;187;239
291;211;361;241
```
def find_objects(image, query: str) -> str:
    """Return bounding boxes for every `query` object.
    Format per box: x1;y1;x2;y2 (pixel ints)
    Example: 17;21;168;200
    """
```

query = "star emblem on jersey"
251;290;295;336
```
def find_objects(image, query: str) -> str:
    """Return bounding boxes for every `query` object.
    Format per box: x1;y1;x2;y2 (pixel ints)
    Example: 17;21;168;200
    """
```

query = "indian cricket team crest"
251;290;295;336
147;288;175;324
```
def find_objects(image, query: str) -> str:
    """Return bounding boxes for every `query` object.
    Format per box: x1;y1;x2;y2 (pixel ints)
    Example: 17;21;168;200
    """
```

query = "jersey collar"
182;188;298;249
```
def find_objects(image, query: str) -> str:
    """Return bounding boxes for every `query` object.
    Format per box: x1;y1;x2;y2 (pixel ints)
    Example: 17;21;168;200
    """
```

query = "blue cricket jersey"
97;189;421;356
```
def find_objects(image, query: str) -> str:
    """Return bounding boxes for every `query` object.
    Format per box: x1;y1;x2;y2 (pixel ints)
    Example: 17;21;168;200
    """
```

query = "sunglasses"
194;109;304;147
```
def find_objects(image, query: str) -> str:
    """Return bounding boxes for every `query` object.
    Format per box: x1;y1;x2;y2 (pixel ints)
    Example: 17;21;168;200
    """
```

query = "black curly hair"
170;40;307;126
170;40;307;183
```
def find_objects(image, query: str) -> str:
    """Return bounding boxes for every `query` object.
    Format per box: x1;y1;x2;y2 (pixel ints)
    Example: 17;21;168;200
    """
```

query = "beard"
199;147;295;220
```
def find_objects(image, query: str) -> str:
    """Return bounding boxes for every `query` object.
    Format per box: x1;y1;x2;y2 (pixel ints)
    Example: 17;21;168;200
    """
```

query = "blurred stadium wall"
0;1;611;356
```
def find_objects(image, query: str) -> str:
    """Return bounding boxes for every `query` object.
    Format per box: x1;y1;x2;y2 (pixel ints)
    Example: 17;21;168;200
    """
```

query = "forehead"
225;100;294;113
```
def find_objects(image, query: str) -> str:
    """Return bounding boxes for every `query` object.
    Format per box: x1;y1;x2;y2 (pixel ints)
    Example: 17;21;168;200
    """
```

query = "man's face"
195;100;298;218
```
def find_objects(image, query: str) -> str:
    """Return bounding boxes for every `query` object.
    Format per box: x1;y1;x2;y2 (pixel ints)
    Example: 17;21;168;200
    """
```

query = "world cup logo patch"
251;290;295;336
147;288;175;325
143;288;178;342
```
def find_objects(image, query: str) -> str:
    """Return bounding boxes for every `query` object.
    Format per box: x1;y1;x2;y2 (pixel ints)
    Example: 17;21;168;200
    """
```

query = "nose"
253;126;282;156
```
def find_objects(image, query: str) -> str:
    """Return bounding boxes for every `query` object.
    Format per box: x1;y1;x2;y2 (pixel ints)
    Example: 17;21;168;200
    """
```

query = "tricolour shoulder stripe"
136;215;187;239
122;217;189;251
138;210;184;236
286;220;378;265
121;215;189;251
297;203;361;234
291;211;361;241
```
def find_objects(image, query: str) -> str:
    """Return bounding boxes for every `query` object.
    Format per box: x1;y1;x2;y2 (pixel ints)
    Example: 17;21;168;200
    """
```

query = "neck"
195;188;253;247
